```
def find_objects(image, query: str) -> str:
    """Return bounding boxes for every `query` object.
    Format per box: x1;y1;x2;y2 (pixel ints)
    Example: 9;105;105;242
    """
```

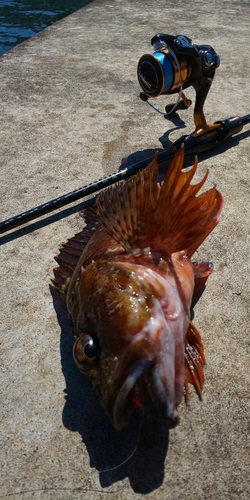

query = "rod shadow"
120;125;250;177
1;122;250;246
51;286;170;494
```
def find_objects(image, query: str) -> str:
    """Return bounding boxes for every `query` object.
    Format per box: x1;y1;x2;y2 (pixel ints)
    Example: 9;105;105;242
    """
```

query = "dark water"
0;0;93;56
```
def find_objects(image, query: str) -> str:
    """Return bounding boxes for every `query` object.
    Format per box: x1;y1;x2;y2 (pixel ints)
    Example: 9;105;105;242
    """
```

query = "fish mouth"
112;357;180;431
113;359;153;431
105;300;185;431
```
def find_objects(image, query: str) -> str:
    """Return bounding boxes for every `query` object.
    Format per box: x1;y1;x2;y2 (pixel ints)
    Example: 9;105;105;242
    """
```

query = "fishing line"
99;407;145;474
146;99;166;115
145;45;183;116
164;45;183;115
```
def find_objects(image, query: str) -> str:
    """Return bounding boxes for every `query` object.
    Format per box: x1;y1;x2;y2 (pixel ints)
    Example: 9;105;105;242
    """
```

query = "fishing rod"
1;114;250;235
1;33;250;235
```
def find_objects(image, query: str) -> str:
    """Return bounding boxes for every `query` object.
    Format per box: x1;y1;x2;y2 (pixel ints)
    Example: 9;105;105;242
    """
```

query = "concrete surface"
0;0;249;498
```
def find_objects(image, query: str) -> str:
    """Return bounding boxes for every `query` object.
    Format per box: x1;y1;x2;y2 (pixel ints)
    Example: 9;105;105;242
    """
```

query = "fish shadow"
47;120;250;493
50;286;170;494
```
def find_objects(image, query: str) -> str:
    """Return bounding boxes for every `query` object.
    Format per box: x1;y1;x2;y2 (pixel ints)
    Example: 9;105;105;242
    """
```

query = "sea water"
0;0;93;56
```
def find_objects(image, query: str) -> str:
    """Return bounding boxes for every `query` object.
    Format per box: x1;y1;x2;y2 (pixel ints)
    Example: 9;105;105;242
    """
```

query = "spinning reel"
137;33;220;136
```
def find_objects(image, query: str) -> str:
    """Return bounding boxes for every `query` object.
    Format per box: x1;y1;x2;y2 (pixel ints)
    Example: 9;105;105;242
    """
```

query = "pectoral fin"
192;261;214;308
184;322;206;401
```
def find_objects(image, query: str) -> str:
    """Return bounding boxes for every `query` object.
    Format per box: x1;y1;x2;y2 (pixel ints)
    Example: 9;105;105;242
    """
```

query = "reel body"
137;34;220;135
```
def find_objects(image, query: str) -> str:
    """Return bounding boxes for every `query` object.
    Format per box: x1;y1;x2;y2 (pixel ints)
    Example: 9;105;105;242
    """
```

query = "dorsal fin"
96;147;223;257
52;206;101;298
97;154;159;248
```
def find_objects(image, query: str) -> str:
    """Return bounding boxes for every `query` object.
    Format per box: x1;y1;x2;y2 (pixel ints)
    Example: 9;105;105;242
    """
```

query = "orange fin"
193;261;214;279
192;261;214;308
52;206;100;298
97;153;159;251
96;147;223;257
184;322;206;401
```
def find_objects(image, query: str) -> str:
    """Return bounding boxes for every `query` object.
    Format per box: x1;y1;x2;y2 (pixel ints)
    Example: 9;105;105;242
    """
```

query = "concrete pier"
0;0;249;498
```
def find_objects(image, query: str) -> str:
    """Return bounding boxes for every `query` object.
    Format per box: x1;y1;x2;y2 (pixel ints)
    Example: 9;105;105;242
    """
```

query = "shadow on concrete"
50;286;170;494
0;198;96;246
1;123;250;246
120;124;250;177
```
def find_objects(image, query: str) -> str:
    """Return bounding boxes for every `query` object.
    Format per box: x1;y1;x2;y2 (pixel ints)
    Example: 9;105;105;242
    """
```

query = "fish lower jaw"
112;386;180;431
111;360;181;431
163;404;180;429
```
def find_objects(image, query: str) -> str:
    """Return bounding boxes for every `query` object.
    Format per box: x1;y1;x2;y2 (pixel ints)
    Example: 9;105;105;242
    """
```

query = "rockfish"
53;148;223;430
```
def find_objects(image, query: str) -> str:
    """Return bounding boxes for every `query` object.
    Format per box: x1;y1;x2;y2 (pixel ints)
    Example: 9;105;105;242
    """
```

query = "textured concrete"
0;0;250;498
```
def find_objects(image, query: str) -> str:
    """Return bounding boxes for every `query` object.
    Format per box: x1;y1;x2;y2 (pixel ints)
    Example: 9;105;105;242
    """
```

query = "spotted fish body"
53;149;223;430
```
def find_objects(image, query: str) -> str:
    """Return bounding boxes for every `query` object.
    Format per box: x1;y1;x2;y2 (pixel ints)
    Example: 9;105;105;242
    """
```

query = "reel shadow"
51;286;169;494
120;126;250;176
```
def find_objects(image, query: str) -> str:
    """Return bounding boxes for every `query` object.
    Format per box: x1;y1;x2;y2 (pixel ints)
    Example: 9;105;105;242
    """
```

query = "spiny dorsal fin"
96;148;223;257
97;154;159;247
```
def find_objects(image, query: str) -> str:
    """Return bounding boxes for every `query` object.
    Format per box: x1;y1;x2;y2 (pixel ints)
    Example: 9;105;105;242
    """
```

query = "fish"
53;148;223;431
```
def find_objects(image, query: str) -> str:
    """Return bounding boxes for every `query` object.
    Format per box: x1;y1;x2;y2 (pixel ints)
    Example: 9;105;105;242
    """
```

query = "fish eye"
83;338;97;360
73;333;98;370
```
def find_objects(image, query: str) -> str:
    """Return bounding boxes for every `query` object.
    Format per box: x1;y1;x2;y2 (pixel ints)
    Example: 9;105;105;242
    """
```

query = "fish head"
70;259;188;431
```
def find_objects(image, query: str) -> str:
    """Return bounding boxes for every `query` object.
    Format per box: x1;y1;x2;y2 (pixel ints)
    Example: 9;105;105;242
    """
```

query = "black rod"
0;115;249;235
